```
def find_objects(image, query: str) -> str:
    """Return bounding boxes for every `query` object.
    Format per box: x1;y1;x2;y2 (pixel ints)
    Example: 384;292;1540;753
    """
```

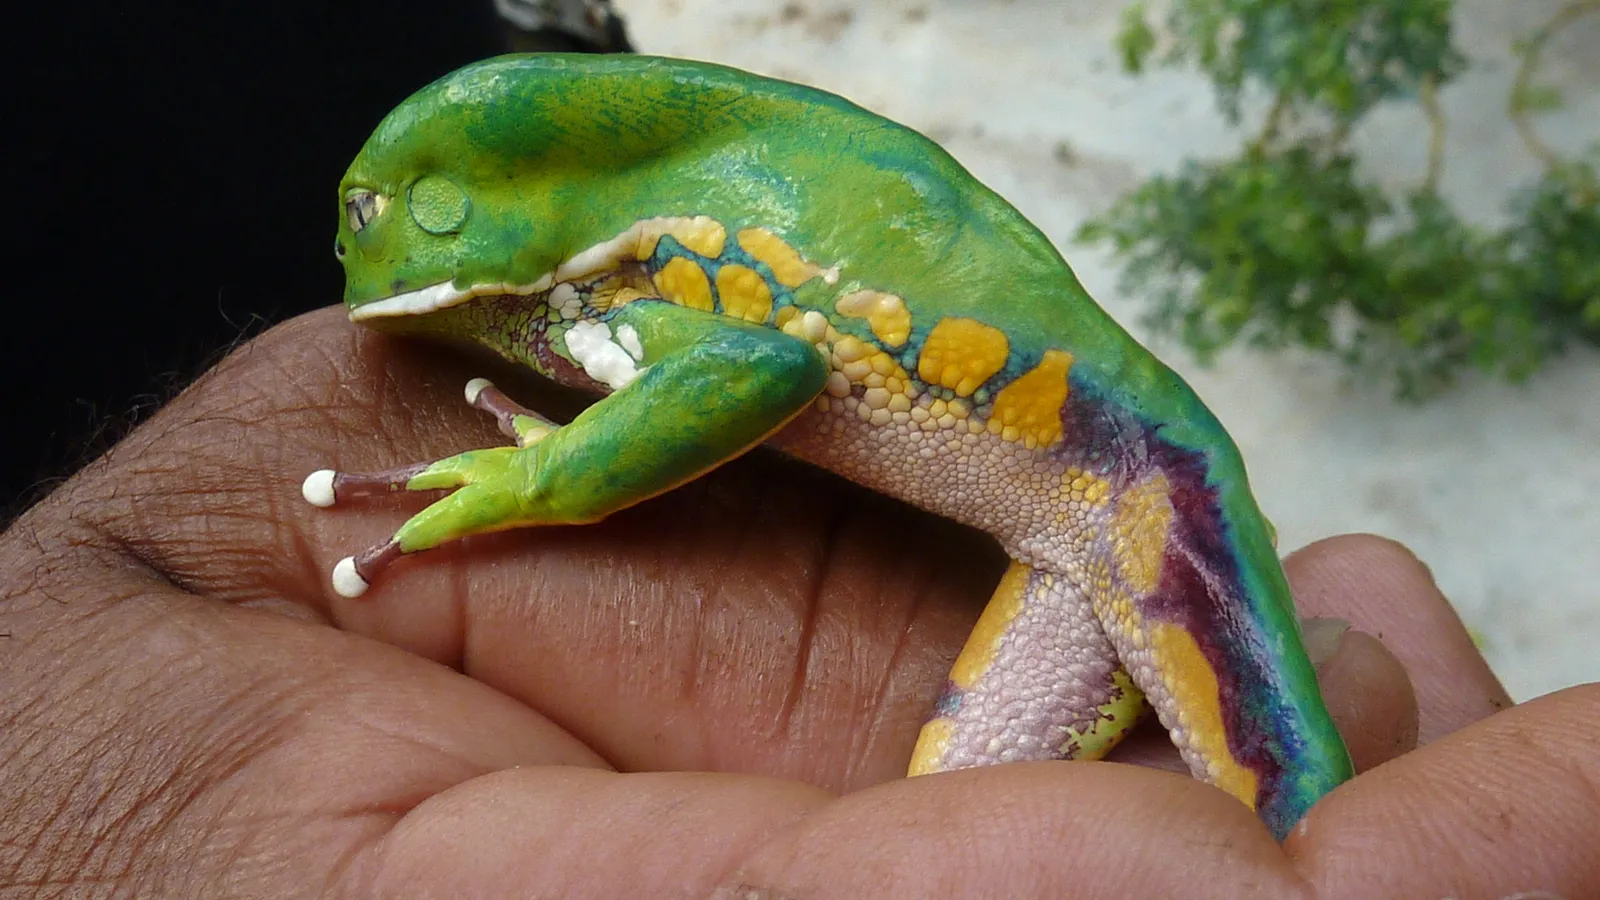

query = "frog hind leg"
908;559;1148;775
1087;461;1353;841
304;301;828;598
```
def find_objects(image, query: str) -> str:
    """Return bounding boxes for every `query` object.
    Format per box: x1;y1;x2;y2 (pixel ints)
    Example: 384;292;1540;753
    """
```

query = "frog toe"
302;469;338;508
330;539;405;598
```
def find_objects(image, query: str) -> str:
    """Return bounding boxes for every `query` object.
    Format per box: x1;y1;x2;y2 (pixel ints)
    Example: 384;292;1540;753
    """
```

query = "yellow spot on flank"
653;257;714;312
774;306;800;330
949;561;1032;690
637;216;726;259
908;717;956;777
1150;623;1260;809
737;227;823;287
1108;473;1175;594
715;264;774;324
917;318;1009;397
835;290;912;347
987;349;1073;447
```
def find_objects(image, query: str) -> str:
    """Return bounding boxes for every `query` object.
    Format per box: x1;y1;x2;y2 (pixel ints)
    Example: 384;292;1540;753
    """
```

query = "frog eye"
344;189;388;233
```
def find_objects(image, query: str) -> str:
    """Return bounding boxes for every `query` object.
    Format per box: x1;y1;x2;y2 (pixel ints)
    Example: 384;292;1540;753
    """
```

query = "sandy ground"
612;0;1599;700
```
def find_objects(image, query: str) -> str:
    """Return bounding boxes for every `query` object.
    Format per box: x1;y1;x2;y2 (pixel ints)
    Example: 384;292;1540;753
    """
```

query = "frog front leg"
303;377;560;504
306;300;829;597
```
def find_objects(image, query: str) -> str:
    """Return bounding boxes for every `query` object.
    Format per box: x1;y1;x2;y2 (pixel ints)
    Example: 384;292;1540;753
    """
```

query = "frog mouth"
348;276;553;322
343;233;623;322
346;216;736;322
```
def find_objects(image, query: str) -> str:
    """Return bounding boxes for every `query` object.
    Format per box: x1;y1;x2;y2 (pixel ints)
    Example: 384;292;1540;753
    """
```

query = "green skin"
322;53;1352;840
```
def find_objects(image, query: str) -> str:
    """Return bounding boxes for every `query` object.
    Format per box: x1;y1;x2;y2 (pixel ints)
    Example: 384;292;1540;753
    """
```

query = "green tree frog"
304;54;1353;840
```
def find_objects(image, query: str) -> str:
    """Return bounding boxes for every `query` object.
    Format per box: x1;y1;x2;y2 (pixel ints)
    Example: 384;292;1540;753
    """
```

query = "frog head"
333;54;650;324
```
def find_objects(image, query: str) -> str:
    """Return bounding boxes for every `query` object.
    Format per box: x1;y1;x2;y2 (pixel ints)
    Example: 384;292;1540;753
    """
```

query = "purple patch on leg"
1054;374;1293;807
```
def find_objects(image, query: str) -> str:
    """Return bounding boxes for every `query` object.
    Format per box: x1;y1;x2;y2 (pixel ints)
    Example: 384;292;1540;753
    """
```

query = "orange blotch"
1150;622;1261;808
715;264;774;323
1108;472;1174;595
653;257;714;312
737;227;824;287
917;317;1009;397
637;216;727;259
986;349;1073;447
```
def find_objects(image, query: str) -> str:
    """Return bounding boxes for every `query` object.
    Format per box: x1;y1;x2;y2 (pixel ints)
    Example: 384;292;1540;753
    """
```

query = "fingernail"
1301;617;1351;670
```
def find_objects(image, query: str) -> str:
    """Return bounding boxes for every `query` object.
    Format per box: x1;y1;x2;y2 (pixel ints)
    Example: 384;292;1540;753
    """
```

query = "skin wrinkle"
15;630;205;891
1506;711;1600;832
438;529;478;674
695;469;804;753
65;721;169;887
678;513;714;758
846;515;1006;789
0;324;490;894
85;643;306;890
772;484;848;752
2;730;70;886
541;567;645;771
501;532;669;773
847;550;931;790
15;524;450;895
76;419;294;607
649;470;782;770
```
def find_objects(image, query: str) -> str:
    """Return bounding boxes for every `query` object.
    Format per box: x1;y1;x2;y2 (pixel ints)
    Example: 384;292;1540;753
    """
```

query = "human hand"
3;309;1594;898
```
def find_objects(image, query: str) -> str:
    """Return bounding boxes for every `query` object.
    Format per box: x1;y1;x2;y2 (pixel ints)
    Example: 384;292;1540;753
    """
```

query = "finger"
367;687;1600;899
1284;535;1512;742
1309;628;1418;772
0;542;611;895
363;768;831;898
363;764;1307;899
1294;684;1600;897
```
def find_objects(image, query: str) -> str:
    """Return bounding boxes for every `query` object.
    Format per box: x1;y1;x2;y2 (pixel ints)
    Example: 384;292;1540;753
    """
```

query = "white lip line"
348;272;555;321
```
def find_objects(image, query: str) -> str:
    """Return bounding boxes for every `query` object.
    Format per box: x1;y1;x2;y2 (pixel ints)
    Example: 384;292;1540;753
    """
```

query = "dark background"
4;2;630;517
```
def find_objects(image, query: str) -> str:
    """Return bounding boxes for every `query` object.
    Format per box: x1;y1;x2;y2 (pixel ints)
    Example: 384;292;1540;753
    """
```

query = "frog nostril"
334;239;346;259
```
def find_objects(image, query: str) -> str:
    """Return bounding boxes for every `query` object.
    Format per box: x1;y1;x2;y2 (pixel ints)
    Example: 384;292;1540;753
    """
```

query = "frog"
303;53;1353;841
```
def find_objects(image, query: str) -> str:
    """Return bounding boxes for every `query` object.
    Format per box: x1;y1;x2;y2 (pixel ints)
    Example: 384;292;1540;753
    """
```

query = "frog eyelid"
344;189;388;234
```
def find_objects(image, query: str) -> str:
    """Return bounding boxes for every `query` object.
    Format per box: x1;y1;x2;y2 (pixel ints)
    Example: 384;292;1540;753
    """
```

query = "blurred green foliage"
1079;0;1599;399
